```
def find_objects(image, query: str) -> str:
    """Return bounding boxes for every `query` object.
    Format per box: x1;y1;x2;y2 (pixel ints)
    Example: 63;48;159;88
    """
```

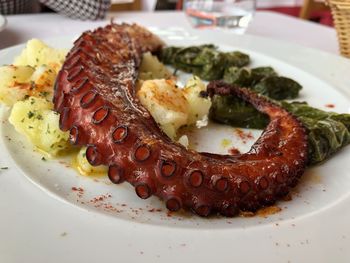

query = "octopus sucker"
54;23;309;217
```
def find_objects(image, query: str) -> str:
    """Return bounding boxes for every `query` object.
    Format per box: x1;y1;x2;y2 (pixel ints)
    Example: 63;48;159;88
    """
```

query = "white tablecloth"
0;11;338;54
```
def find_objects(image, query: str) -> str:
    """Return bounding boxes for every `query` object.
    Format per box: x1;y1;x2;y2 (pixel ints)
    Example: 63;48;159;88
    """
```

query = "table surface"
0;10;344;263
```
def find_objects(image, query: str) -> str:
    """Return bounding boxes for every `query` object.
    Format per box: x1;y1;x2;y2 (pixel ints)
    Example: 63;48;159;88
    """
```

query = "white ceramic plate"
1;30;350;262
0;15;6;32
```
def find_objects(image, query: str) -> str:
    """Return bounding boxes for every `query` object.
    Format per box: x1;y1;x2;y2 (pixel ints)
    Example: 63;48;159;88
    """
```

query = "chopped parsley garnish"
39;91;49;97
27;111;34;119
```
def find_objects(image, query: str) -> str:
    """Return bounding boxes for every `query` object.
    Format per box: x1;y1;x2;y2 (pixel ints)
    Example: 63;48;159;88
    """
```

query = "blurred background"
0;0;333;26
153;0;332;26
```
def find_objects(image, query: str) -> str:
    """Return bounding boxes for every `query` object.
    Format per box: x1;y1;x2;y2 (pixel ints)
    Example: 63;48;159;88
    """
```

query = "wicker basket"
328;0;350;58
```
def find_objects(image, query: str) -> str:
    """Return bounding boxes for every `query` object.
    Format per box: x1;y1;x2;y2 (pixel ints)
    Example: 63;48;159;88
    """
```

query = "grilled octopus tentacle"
54;23;308;217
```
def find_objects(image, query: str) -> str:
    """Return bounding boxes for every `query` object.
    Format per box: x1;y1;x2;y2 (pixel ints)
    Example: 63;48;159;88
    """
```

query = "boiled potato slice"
138;52;172;80
14;39;67;72
183;76;211;125
29;64;57;100
137;79;189;139
31;64;57;88
0;64;57;106
9;97;70;156
0;65;35;106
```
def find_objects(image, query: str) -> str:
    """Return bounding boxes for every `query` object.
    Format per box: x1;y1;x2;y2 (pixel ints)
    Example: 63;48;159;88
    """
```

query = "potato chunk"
138;52;172;80
14;39;67;72
137;79;189;139
183;76;212;125
0;63;57;106
0;65;35;106
31;64;57;88
9;97;70;156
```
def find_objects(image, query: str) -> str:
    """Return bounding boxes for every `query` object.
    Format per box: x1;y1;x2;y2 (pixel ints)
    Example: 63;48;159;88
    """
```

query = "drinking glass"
184;0;256;33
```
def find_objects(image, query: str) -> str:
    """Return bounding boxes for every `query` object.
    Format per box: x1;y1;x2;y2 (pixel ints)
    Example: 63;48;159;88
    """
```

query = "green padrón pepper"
210;96;350;165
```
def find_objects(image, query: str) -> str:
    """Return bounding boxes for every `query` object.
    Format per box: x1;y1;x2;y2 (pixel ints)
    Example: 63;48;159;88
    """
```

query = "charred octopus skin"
54;23;309;217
